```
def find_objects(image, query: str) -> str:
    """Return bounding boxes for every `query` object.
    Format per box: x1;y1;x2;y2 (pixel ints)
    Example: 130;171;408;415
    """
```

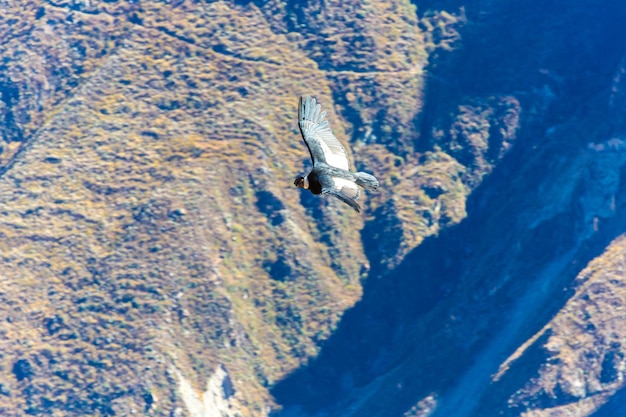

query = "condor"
294;95;379;213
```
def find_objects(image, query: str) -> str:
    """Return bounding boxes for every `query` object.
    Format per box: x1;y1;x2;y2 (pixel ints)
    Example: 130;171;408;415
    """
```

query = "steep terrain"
2;1;626;417
274;1;626;416
0;1;461;415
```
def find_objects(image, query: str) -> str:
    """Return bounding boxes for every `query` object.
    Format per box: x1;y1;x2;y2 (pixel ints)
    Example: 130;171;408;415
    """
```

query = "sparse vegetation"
0;0;537;416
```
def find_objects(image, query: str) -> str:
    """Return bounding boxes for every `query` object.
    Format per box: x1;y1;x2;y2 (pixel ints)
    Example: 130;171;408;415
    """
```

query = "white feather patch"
319;139;350;170
332;177;360;199
300;96;351;170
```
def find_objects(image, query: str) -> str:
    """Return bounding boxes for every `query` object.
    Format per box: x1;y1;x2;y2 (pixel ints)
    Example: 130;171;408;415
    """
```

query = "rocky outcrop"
176;365;240;417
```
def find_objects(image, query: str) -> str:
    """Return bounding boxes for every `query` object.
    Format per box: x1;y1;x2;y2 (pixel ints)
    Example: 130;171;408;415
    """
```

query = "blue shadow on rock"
271;0;626;415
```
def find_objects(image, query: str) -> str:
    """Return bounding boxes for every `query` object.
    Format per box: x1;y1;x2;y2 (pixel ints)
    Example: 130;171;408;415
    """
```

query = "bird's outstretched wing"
322;176;362;213
298;95;350;170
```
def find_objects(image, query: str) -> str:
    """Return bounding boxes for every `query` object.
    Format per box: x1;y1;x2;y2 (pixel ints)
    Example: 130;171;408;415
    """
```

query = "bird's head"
294;176;309;189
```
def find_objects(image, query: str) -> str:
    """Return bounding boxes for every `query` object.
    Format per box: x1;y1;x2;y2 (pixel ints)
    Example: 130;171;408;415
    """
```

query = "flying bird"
294;95;379;213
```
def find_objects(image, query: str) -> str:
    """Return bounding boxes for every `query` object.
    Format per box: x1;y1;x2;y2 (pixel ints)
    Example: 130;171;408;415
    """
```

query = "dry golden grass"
0;0;479;415
505;235;626;414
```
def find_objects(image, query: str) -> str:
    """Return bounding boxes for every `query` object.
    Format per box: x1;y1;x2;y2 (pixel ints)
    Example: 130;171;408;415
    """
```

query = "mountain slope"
3;1;626;417
0;0;447;415
273;0;626;416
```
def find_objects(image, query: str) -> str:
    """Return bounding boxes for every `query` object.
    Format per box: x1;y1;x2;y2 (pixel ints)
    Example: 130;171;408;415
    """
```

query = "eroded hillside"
3;1;626;417
0;0;468;415
273;1;626;416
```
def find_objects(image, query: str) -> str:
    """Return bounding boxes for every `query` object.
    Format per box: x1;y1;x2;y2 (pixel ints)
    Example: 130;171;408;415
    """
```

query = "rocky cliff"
1;1;626;416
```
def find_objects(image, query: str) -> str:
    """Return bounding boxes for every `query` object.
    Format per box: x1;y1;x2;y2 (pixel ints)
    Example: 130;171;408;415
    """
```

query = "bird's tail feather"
354;172;379;191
